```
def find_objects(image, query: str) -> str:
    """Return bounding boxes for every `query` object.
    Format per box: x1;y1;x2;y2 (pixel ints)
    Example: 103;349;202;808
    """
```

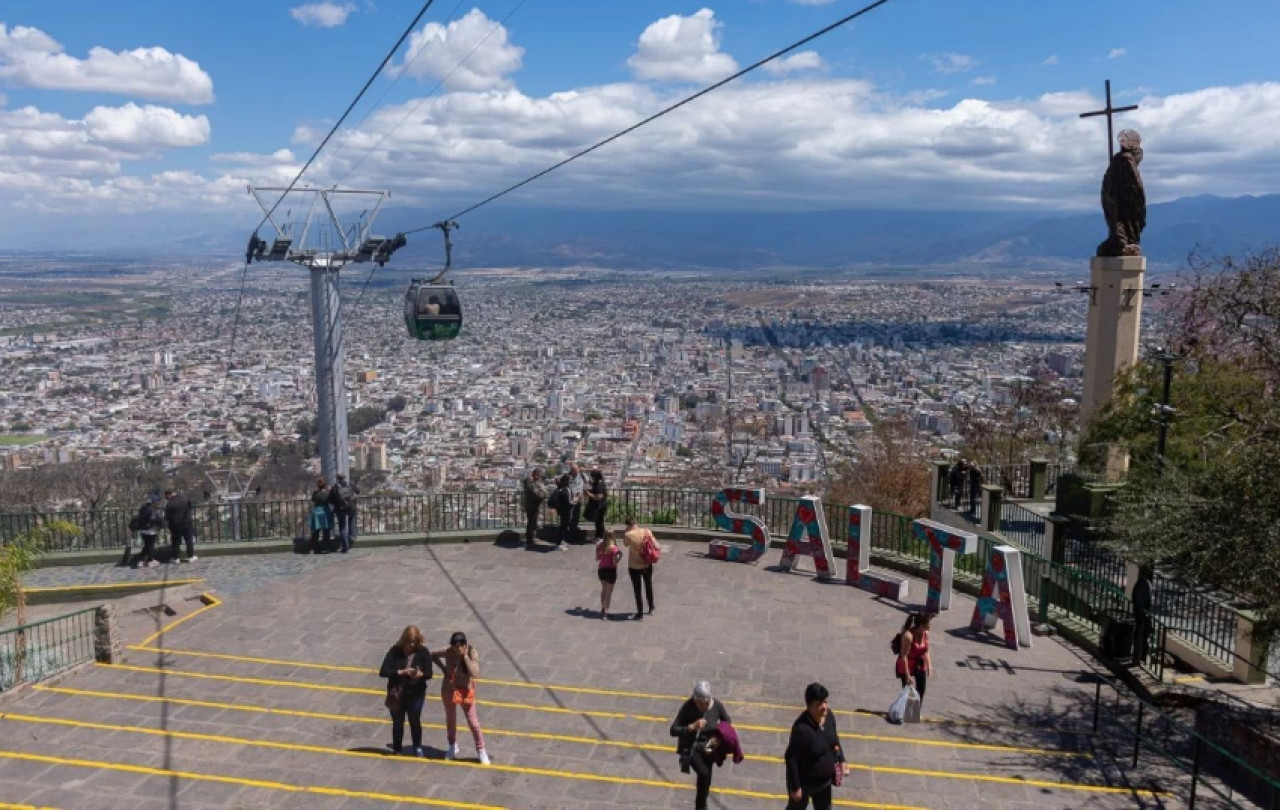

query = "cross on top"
1079;80;1139;158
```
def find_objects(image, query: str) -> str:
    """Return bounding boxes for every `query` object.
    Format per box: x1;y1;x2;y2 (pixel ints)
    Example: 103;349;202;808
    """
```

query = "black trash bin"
1100;610;1135;660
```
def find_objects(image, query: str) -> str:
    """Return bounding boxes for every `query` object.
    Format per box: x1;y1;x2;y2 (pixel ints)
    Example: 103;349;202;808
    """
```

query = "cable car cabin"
404;281;462;341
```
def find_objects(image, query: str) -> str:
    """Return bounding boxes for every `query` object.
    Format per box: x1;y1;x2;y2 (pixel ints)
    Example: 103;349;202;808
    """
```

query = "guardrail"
999;500;1047;557
0;607;97;691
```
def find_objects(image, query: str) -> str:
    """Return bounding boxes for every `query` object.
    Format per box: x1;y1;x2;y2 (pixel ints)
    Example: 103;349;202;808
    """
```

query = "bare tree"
825;417;930;518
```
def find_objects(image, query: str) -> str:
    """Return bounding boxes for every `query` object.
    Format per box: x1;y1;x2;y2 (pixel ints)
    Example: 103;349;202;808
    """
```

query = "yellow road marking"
0;803;59;810
37;684;1087;759
26;579;204;594
97;663;632;719
0;749;501;809
0;713;924;809
135;593;222;648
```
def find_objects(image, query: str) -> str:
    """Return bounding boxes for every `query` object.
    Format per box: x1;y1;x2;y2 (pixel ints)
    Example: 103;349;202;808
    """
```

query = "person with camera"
431;631;489;764
379;626;433;757
670;681;731;810
784;682;847;810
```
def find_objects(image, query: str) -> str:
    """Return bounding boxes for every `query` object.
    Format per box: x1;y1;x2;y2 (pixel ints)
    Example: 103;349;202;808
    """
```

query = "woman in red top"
595;529;623;619
895;613;934;703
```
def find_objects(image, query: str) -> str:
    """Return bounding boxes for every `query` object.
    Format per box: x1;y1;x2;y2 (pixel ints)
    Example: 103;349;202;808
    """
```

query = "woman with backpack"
379;625;432;756
129;493;165;568
622;518;658;620
894;612;934;704
431;631;490;765
308;477;334;554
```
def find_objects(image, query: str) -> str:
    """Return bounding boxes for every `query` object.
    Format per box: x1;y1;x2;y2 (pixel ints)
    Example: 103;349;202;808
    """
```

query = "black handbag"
385;681;405;711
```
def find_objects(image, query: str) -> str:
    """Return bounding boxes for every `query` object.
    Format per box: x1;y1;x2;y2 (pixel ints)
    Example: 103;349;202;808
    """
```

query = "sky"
1;0;1279;244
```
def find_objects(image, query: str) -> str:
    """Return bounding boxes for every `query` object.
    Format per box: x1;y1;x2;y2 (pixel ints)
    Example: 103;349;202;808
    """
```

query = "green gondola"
404;280;462;341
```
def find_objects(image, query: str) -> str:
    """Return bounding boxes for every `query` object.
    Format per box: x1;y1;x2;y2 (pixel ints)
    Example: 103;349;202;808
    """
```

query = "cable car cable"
402;0;896;234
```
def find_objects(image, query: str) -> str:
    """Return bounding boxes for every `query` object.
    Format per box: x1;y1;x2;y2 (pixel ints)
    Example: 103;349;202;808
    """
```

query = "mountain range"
19;194;1280;272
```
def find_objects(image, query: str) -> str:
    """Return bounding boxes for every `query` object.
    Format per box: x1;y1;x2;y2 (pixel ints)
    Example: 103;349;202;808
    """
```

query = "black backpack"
128;515;141;532
549;487;568;511
890;632;904;656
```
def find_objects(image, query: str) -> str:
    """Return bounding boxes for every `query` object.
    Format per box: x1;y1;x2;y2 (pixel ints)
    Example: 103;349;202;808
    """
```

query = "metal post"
1189;736;1202;809
310;263;350;484
1131;702;1144;767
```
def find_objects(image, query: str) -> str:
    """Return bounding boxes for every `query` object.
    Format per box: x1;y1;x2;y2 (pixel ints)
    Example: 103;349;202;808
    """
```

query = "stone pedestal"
94;604;122;664
1081;255;1147;427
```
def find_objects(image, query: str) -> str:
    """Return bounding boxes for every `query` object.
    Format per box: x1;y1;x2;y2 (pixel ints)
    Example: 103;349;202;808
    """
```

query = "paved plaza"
2;537;1179;809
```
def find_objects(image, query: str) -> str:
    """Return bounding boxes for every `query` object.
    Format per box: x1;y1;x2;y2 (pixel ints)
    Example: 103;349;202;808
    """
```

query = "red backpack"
641;530;662;565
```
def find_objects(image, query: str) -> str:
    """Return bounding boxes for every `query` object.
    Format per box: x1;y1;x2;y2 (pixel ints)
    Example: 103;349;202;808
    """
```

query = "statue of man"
1097;129;1146;257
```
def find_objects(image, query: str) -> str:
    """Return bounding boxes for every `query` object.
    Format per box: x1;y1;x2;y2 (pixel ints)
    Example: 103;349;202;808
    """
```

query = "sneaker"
412;747;424;758
147;560;160;568
634;612;644;621
648;605;657;615
478;750;491;765
187;556;199;563
445;743;458;760
557;542;568;552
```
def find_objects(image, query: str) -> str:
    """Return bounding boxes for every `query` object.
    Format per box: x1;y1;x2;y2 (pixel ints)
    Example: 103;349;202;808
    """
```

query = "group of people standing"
521;461;609;550
380;625;489;764
947;459;984;517
594;518;658;620
124;488;197;569
308;473;359;554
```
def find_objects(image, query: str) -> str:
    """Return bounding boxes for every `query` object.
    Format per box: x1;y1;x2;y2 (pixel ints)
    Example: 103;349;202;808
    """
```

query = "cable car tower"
245;186;404;484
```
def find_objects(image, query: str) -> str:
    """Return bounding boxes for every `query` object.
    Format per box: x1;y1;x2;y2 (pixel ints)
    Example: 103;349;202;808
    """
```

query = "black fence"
0;607;97;692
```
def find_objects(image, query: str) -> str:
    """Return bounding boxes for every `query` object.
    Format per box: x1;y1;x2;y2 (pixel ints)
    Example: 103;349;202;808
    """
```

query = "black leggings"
389;694;425;752
690;746;713;810
137;533;158;565
787;783;833;810
899;669;928;702
629;566;654;614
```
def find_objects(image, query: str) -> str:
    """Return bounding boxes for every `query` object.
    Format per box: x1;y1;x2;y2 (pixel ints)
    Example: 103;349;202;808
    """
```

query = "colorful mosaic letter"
911;519;978;613
708;487;770;563
844;504;908;601
970;544;1033;649
778;496;836;578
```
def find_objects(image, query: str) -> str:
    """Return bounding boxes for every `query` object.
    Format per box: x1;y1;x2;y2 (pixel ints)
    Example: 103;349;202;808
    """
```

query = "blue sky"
1;0;1278;241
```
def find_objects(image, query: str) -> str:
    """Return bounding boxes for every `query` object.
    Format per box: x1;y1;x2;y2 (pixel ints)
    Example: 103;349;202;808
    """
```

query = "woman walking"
309;477;334;554
895;613;933;705
670;681;731;810
622;518;657;620
784;682;847;810
379;626;432;756
595;530;622;619
585;469;609;541
432;631;490;764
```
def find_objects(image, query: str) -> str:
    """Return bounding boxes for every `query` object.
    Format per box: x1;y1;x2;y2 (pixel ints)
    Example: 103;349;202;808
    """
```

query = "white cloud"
7;79;1280;221
971;76;997;86
290;3;357;28
763;51;825;76
394;9;524;91
83;103;209;148
1109;48;1127;59
0;23;214;104
628;9;738;83
1042;54;1059;66
928;52;978;75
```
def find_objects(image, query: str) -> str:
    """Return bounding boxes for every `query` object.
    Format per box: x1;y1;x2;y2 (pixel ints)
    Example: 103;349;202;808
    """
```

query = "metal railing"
999;500;1047;557
935;461;1074;503
1060;525;1128;589
1150;573;1249;674
1089;671;1280;809
0;607;97;691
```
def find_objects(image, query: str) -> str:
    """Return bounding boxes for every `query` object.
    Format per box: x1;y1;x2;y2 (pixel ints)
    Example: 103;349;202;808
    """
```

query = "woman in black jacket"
585;469;608;541
669;680;730;810
784;682;846;810
379;625;433;756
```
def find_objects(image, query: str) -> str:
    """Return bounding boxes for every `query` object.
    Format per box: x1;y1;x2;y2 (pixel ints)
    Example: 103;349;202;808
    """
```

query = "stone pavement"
1;537;1186;809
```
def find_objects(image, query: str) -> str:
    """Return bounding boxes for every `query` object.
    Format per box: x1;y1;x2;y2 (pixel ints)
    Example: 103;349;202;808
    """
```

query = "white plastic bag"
903;687;922;724
887;686;912;724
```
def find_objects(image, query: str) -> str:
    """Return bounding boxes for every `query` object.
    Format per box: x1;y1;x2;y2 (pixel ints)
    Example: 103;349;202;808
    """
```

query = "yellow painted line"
37;684;1086;759
0;803;59;810
0;749;501;810
0;712;924;809
27;579;204;594
1171;674;1206;685
135;593;222;648
95;663;631;719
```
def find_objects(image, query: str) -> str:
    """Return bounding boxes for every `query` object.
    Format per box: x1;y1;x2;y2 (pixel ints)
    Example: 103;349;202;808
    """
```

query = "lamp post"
1151;348;1178;476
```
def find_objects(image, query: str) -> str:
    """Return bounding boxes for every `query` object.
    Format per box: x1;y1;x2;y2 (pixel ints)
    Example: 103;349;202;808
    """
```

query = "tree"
387;395;408;413
0;520;78;683
825;417;930;518
953;376;1077;471
1087;250;1280;635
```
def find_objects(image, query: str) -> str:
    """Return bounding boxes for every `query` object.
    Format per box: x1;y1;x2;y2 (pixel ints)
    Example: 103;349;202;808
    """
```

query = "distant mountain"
8;194;1278;271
